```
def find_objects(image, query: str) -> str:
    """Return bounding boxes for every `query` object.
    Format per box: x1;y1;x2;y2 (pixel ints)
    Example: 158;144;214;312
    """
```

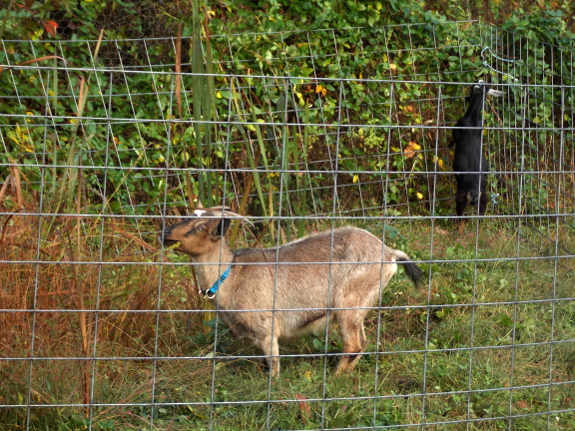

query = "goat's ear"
212;218;231;238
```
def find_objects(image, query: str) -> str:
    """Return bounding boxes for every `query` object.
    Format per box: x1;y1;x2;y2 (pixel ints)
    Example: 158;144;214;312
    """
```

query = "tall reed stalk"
186;0;222;329
190;0;219;208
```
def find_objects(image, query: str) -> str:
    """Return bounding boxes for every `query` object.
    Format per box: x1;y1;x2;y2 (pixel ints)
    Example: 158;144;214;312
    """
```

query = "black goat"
451;80;503;221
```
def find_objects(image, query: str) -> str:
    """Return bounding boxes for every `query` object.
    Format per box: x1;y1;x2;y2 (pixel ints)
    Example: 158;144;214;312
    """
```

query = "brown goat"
162;207;423;377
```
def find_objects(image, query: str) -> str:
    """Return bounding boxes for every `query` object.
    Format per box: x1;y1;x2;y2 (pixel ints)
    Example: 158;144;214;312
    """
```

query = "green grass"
1;216;574;430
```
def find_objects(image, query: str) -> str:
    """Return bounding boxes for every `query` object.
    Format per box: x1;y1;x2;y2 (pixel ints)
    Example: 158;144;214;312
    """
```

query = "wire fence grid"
1;20;575;430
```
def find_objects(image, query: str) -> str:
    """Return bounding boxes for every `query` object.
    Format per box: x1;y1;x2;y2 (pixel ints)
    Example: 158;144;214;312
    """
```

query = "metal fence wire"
1;21;575;430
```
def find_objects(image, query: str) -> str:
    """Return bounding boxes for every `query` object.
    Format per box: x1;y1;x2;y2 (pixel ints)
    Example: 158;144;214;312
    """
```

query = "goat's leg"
360;324;367;349
255;333;280;377
479;191;488;216
455;191;467;234
455;189;467;217
335;314;367;375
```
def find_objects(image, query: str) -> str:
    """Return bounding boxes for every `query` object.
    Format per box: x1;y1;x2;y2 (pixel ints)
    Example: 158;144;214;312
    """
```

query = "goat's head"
162;207;245;256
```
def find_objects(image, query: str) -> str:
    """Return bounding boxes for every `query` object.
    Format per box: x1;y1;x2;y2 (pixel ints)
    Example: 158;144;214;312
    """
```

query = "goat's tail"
467;190;481;206
393;250;423;288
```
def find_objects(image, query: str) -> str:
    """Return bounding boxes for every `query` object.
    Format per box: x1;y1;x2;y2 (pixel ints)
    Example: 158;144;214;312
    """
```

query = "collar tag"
205;265;232;298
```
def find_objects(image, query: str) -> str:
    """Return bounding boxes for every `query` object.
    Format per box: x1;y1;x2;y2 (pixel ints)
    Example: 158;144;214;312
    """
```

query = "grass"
1;185;575;430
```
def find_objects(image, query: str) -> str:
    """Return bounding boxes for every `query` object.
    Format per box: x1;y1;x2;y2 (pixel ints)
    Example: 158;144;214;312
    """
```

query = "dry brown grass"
0;172;209;426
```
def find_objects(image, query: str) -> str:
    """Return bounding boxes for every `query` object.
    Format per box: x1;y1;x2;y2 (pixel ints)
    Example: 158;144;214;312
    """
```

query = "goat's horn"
190;206;233;217
209;205;232;213
208;207;255;226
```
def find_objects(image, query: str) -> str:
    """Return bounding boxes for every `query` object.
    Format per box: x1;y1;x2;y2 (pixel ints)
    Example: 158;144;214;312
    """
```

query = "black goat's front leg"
478;192;488;216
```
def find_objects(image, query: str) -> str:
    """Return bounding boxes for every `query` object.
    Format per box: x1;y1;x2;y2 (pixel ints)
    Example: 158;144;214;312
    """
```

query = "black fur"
451;81;500;217
215;218;231;237
397;257;423;287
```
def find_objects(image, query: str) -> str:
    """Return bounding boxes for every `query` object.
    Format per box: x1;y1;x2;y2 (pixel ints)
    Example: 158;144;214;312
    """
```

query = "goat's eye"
197;225;206;232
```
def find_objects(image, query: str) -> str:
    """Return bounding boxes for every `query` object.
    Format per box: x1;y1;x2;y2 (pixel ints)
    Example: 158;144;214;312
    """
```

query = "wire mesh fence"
1;20;574;430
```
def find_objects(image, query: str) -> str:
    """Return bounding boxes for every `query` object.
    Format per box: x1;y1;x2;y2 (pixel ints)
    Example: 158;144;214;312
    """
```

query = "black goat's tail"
467;190;481;206
394;251;424;288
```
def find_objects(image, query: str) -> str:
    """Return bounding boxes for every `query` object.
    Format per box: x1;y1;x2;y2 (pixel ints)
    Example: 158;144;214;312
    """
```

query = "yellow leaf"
352;174;359;183
295;92;305;107
403;141;420;158
416;192;423;200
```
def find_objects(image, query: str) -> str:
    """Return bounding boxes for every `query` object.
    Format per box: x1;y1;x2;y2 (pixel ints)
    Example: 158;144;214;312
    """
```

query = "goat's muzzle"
161;226;179;247
487;89;504;97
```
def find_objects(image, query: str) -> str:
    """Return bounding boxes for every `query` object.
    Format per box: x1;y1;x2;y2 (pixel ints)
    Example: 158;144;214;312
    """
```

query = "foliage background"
1;0;574;217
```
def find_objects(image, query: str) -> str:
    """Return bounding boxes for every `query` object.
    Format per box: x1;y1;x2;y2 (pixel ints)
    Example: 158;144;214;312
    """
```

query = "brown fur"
162;209;422;377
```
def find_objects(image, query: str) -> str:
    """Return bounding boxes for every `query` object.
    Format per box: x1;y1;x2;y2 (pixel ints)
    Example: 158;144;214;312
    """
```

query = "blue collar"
205;264;232;298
